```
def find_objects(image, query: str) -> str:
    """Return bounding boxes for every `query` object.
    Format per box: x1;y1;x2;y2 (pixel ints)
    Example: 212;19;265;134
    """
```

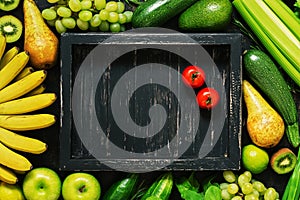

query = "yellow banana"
0;164;18;184
0;114;56;131
0;127;47;154
0;70;47;104
0;46;20;70
0;93;56;114
0;51;30;90
13;66;34;82
0;34;6;61
0;141;32;171
24;84;46;97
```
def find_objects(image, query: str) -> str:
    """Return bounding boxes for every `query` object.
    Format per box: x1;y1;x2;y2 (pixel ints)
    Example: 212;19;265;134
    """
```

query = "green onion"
282;147;300;200
233;0;300;87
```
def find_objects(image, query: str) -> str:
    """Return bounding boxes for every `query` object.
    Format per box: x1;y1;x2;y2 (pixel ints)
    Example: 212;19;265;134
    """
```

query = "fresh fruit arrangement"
0;35;57;185
41;0;133;33
0;0;299;200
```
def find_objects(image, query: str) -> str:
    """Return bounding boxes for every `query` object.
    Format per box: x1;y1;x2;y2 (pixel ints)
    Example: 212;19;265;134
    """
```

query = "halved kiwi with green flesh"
0;15;23;43
270;148;297;174
0;0;20;11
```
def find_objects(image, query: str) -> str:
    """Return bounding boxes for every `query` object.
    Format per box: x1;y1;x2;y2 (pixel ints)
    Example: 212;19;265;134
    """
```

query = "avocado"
178;0;233;32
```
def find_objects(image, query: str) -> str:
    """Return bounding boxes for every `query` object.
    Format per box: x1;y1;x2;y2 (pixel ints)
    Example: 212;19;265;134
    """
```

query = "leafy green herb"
176;172;204;200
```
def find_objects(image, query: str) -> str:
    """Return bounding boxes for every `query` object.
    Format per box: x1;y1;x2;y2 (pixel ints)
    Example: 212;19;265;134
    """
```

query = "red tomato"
182;65;206;88
196;87;220;109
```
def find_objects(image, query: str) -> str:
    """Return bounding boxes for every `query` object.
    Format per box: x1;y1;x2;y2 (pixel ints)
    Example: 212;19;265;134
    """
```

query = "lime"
242;144;269;174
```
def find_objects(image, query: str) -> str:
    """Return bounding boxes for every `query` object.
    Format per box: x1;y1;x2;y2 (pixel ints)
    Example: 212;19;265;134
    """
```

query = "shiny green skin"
132;0;198;28
243;49;299;148
178;0;233;31
141;172;173;200
102;173;139;200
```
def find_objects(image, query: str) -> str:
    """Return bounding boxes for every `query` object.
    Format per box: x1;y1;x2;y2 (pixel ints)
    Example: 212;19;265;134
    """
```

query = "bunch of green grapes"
41;0;133;33
220;170;280;200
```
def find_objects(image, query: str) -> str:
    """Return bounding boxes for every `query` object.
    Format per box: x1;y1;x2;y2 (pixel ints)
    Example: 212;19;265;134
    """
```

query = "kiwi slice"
0;15;23;43
0;0;20;11
270;148;297;174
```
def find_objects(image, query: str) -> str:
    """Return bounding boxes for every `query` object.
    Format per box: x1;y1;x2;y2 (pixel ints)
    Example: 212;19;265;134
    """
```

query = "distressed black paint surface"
59;33;244;171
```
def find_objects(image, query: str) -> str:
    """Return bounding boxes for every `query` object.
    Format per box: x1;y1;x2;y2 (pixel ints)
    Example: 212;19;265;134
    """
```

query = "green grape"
275;192;279;199
76;18;89;30
221;189;232;200
68;0;82;12
99;9;109;21
116;1;125;13
57;0;67;5
94;0;106;10
47;19;56;27
123;10;133;23
90;14;102;27
252;181;266;193
57;6;72;17
42;8;57;21
89;26;98;31
241;182;254;195
47;0;59;4
227;183;239;195
118;13;127;24
61;17;76;29
79;10;93;21
107;11;119;23
243;171;252;181
110;22;121;32
238;174;250;187
244;194;259;200
120;24;126;32
231;196;243;200
99;21;109;32
55;19;67;34
105;1;118;12
263;188;277;200
223;170;236;183
220;182;229;190
80;0;92;10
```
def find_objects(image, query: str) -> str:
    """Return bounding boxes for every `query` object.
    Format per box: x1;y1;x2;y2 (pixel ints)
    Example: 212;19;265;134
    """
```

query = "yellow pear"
243;80;284;148
23;0;59;70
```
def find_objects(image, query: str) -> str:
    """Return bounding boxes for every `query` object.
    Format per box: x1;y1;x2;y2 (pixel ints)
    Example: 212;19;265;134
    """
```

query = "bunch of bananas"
0;35;57;184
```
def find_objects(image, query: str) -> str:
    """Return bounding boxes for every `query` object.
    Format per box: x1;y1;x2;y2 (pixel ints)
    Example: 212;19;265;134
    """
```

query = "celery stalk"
233;0;300;87
263;0;300;41
240;0;300;73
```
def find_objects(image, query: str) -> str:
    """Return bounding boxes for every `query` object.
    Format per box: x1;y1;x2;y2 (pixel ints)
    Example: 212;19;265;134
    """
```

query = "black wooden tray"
59;31;246;172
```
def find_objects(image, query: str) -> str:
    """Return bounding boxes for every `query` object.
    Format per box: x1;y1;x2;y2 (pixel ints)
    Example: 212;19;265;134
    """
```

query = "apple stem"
79;185;86;193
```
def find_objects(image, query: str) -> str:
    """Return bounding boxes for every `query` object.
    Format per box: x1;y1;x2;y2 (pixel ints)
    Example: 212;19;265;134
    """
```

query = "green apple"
62;172;101;200
242;144;269;174
0;182;25;200
22;167;61;200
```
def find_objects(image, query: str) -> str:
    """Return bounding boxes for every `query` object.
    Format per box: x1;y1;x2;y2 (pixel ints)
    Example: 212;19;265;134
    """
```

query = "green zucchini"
141;172;173;200
131;0;198;28
102;173;139;200
243;49;300;148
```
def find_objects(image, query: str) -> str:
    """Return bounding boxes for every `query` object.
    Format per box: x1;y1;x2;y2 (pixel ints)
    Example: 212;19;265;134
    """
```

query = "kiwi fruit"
0;0;20;11
270;148;297;174
0;15;23;43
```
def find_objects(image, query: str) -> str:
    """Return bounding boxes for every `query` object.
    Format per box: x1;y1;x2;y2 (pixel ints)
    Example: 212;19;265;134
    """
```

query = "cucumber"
243;49;300;148
141;172;173;200
102;173;139;200
131;0;198;28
